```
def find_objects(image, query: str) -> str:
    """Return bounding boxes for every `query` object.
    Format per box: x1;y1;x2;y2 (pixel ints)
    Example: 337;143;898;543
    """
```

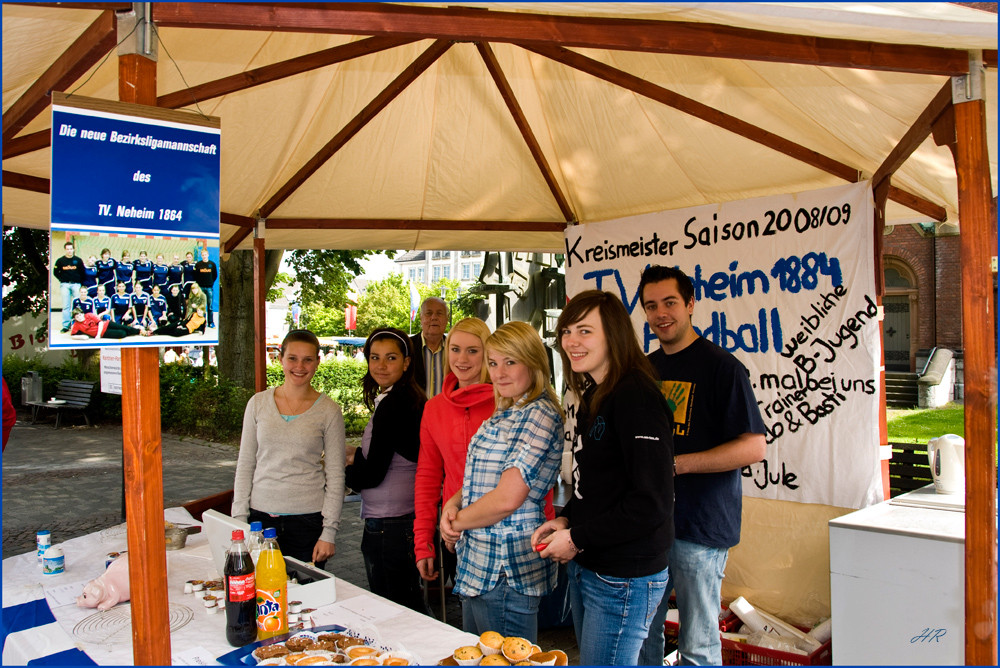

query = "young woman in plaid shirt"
440;321;563;643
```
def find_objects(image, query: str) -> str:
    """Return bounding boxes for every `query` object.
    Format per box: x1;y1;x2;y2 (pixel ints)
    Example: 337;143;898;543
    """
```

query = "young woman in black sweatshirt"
533;290;674;666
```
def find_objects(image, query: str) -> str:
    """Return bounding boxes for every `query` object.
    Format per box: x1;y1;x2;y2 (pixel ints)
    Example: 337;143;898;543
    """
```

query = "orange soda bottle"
254;527;287;640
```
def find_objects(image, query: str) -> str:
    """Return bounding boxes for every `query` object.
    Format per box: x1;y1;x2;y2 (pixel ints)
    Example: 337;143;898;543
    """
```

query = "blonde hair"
486;321;562;416
445;318;492;384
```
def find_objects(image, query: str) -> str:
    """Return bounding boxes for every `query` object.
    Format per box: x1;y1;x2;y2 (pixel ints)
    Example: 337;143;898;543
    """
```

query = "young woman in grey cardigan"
233;329;346;569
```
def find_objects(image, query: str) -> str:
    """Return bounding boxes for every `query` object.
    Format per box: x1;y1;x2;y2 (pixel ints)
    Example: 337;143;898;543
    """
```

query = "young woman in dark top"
533;289;675;666
344;327;428;613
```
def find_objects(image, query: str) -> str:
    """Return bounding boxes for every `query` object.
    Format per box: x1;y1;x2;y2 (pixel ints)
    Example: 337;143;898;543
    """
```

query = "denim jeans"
59;282;81;330
568;560;669;666
202;287;214;326
248;508;327;571
361;513;428;615
638;539;730;666
461;573;541;643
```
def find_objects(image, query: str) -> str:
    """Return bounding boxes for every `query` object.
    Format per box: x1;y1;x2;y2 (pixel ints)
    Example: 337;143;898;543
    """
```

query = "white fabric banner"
564;181;882;509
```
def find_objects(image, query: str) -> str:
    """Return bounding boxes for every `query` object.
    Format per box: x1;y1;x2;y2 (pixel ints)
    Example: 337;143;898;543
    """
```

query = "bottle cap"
231;529;245;540
250;521;263;532
37;530;51;537
263;527;277;539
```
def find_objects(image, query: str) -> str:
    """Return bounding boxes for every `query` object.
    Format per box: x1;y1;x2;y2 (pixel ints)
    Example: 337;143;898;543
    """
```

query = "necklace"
277;386;314;415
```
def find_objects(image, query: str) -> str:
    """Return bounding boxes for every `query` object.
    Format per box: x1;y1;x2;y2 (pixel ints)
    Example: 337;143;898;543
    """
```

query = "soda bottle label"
228;573;255;602
256;588;285;634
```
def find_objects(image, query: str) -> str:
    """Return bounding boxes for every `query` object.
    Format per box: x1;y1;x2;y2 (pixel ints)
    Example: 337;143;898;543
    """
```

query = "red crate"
721;634;831;666
664;602;740;639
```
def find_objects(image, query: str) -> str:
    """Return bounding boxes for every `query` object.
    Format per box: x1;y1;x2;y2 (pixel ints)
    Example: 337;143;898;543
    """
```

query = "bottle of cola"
224;529;257;647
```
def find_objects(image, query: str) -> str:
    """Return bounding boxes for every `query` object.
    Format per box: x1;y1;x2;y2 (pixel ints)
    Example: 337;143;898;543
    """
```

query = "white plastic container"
41;545;65;576
729;596;821;653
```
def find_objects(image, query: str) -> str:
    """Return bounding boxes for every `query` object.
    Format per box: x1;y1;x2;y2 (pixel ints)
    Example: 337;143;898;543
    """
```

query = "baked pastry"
345;646;378;660
454;645;484;666
308;639;339;653
479;654;510;666
286;636;317;652
478;631;504;655
527;651;557;666
254;644;291;660
337;636;367;651
285;653;310;665
501;637;532;663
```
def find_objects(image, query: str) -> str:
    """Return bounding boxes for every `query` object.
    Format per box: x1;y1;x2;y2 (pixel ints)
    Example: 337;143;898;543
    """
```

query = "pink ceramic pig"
76;554;130;611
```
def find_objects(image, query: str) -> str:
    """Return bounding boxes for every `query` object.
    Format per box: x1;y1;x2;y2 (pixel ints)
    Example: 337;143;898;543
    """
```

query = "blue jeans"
59;282;81;329
360;513;428;615
568;560;669;666
201;287;214;326
461;573;541;643
638;539;730;666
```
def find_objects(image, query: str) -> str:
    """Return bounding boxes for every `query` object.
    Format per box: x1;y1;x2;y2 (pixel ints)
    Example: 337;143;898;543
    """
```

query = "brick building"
882;204;997;373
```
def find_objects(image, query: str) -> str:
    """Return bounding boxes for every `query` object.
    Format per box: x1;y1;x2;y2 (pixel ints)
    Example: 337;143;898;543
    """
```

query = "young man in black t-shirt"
637;265;766;667
53;241;85;332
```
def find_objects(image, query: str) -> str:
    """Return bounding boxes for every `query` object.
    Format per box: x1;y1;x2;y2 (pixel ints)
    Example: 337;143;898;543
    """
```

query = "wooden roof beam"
157;34;419;109
3;130;50;159
524;42;946;222
259;39;452;218
150;3;974;76
476;42;575;223
221;212;255;253
872;81;954;190
2;170;50;194
2;10;116;143
263;218;567;232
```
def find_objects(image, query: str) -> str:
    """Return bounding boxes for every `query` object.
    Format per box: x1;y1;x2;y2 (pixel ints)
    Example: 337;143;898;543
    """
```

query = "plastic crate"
721;635;832;666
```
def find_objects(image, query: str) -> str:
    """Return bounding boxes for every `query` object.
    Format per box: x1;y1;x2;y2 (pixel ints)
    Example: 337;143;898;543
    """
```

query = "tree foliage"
355;273;475;337
299;301;346;336
284;250;383;310
2;227;50;321
217;249;386;390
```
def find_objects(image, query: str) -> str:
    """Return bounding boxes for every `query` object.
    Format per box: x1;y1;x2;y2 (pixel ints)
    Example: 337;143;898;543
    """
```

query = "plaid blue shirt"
454;395;563;598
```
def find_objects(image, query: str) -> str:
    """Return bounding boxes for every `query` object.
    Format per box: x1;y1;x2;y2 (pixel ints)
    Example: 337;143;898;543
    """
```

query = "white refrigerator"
828;485;967;665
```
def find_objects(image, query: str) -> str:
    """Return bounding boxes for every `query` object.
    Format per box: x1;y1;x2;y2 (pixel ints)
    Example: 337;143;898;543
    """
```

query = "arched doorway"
883;259;919;371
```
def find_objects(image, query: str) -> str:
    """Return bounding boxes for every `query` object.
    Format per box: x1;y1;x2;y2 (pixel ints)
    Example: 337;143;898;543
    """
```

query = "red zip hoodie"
414;372;495;562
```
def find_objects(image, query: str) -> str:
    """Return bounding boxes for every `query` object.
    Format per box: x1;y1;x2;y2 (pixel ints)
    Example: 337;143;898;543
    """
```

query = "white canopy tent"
3;3;996;253
3;3;996;664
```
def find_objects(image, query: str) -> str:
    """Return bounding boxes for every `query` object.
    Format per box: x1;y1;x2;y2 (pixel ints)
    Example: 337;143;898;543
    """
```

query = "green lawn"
887;403;965;443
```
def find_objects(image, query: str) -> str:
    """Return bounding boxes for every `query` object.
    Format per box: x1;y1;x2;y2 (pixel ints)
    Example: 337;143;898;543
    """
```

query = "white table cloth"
2;508;476;665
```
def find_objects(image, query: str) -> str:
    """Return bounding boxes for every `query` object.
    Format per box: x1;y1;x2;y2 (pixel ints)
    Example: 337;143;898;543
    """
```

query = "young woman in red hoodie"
414;317;495;586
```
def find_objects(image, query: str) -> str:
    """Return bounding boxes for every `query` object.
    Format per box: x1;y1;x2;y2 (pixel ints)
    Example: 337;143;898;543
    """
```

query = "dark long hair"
361;327;425;409
556;290;658;415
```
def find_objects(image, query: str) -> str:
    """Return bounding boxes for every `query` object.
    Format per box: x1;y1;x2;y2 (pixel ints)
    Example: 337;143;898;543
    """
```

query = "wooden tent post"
952;82;998;668
118;10;172;665
254;219;267;392
872;180;891;499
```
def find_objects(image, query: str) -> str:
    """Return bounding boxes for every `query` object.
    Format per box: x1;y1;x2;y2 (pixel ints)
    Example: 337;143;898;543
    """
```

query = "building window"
409;268;417;282
473;263;481;277
461;263;471;280
432;251;452;260
418;267;425;283
432;266;441;281
470;250;481;256
442;265;450;279
461;250;472;258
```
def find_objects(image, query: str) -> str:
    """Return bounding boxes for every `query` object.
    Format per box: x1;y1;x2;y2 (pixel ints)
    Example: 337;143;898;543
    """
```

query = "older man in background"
409;297;448;398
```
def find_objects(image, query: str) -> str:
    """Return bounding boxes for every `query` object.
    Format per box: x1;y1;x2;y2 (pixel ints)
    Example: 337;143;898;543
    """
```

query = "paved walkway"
1;419;579;661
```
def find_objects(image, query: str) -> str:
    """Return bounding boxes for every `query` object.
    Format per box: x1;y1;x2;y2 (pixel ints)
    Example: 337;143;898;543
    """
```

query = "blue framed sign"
50;93;220;236
48;94;221;350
